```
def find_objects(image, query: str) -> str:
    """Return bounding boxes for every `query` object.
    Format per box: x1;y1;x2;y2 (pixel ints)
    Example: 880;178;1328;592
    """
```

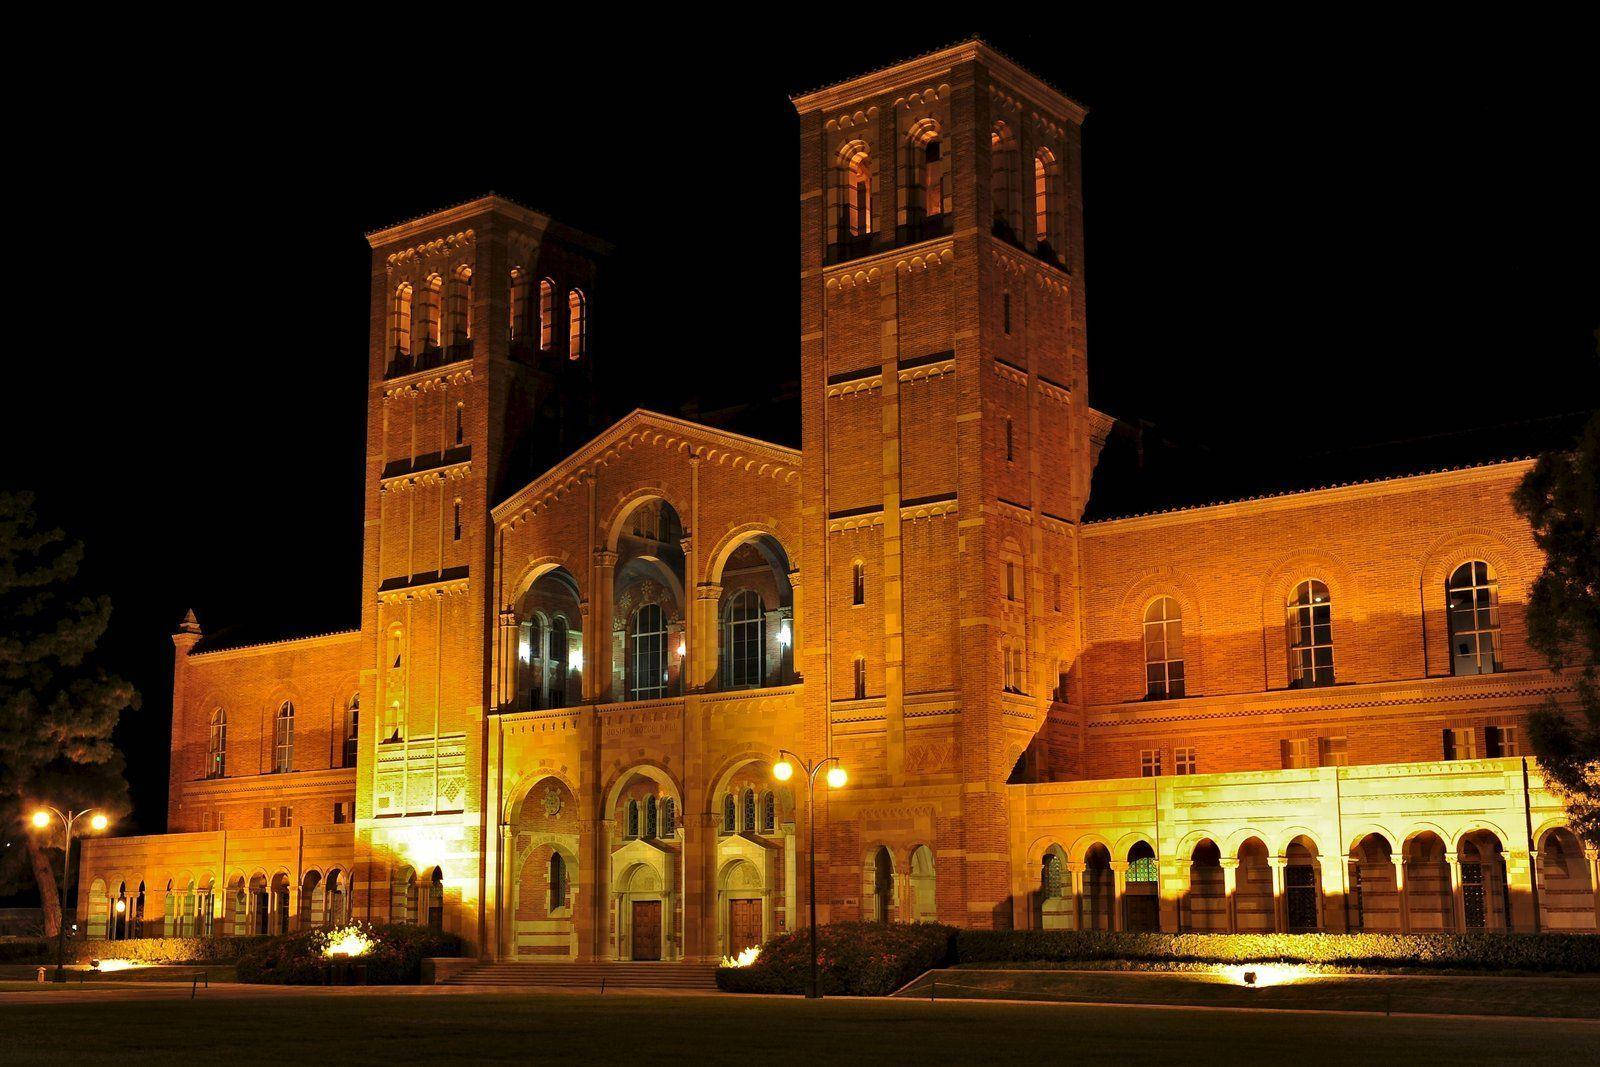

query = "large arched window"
207;707;227;778
548;616;570;707
721;793;736;835
742;788;756;832
1447;561;1501;676
1041;851;1064;899
905;124;950;225
446;266;472;347
834;142;873;246
722;590;766;690
626;798;640;838
645;795;658;839
760;791;776;833
1034;148;1058;248
341;694;359;768
509;268;529;342
549;851;569;910
631;603;667;700
990;122;1019;240
567;288;587;360
661;797;676;837
273;701;295;773
416;274;442;353
1142;597;1185;699
390;283;413;357
538;278;555;350
1287;580;1335;688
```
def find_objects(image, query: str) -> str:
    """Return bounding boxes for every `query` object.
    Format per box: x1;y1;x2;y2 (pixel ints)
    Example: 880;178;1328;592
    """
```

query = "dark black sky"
4;21;1596;837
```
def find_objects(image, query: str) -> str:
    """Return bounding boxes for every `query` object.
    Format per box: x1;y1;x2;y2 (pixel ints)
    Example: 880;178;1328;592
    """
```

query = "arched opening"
269;873;290;936
902;120;950;236
324;870;345;928
1079;844;1113;930
427;867;445;930
1538;827;1596;930
1403;831;1453;930
1185;839;1225;931
514;566;583;711
1033;147;1059;254
719;858;768;958
415;274;442;357
1284;836;1322;932
87;879;109;939
1124;841;1160;931
715;533;795;691
299;869;323;930
1447;561;1502;675
867;846;895;923
392;866;418;925
509;268;529;343
389;282;413;361
910;845;937;923
194;877;214;938
1037;846;1070;929
509;776;579;959
604;764;684;962
446;266;472;350
112;881;128;940
1234;838;1274;932
273;700;295;773
990;121;1020;242
1348;834;1398;931
1458;830;1511;930
163;879;177;937
832;140;874;253
613;498;686;702
538;278;555;351
567;288;587;360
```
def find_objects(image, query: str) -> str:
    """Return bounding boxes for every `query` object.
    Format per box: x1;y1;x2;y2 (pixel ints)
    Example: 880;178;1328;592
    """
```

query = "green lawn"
1;992;1597;1064
896;967;1600;1019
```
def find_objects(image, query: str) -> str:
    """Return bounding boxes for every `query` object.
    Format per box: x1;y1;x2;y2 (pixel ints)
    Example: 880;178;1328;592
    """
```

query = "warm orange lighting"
772;761;794;783
113;899;126;915
31;810;51;829
90;813;109;832
826;766;848;789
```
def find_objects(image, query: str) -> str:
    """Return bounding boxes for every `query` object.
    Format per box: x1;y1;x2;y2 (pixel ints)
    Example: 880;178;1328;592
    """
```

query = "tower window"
416;275;442;351
1005;418;1015;461
207;707;227;779
390;283;413;357
567;288;587;360
539;279;555;350
836;142;873;242
853;656;867;700
447;266;472;346
452;501;462;542
509;269;529;341
1034;149;1057;248
904;122;951;226
1003;647;1026;693
342;694;358;768
851;561;865;606
455;404;465;446
273;701;295;774
991;122;1019;239
1286;580;1335;688
1005;561;1017;601
1003;292;1012;334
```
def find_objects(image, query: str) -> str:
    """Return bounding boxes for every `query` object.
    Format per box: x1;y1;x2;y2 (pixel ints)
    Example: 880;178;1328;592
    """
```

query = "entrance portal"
631;900;662;960
728;898;762;956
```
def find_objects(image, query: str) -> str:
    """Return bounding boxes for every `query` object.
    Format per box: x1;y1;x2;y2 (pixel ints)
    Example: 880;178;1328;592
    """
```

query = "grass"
896;967;1600;1019
0;992;1597;1064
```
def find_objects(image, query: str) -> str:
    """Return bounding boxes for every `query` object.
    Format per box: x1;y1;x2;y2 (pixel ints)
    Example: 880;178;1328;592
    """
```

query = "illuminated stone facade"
78;42;1598;956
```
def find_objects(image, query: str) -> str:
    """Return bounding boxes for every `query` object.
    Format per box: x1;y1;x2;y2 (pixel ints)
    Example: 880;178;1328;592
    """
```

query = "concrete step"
445;961;720;989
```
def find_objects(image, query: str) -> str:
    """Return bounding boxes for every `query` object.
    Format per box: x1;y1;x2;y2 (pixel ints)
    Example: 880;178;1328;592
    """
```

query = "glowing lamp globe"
90;813;109;831
113;899;126;915
772;761;794;783
31;811;51;829
826;766;848;789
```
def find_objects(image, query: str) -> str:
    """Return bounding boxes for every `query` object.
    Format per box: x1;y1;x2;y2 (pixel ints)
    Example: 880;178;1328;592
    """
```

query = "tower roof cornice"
790;38;1087;124
365;193;612;255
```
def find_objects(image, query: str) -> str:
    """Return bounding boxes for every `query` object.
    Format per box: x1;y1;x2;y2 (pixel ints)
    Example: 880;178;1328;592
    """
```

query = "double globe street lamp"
29;806;110;982
772;750;846;1000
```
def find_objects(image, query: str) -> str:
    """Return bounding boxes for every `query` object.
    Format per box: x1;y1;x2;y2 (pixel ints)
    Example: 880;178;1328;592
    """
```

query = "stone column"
1165;860;1189;932
1268;856;1287;932
692;581;722;692
1220;858;1239;933
786;566;802;685
1066;863;1084;930
682;810;716;961
1506;848;1536;931
1393;856;1410;933
590;550;617;703
495;609;518;711
1109;860;1128;932
679;534;698;693
498;824;515;959
1446;854;1465;930
1587;847;1600;931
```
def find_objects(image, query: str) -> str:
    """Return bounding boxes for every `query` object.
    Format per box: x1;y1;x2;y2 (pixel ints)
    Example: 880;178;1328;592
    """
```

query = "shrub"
717;922;956;995
235;923;466;985
953;930;1600;973
0;937;50;963
67;937;267;965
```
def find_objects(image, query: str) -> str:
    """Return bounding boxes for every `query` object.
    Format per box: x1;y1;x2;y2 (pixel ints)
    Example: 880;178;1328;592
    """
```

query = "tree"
1513;408;1600;845
0;492;135;936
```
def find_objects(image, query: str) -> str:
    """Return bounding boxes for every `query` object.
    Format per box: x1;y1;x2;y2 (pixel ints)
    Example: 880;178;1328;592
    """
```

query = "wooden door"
728;898;762;955
631;900;662;960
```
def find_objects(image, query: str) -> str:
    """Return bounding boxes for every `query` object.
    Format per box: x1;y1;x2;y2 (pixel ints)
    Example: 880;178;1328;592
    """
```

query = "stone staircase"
443;960;720;991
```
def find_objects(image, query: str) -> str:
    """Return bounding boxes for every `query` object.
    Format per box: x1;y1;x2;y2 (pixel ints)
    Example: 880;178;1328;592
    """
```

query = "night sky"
3;24;1595;842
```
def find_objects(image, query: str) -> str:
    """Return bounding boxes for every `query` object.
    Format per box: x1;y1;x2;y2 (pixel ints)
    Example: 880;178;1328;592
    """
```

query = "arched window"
722;590;766;690
1287;580;1335;688
1041;852;1064;898
342;694;359;768
661;796;676;837
905;124;950;225
852;561;866;606
834;142;873;245
991;122;1019;240
446;266;472;347
626;798;640;838
455;403;465;446
1447;561;1501;676
722;793;736;835
853;655;867;700
274;701;295;773
549;616;570;707
631;604;667;700
1034;148;1058;248
207;707;227;778
509;268;529;342
645;795;658;839
742;788;756;832
567;288;587;360
416;275;442;352
538;278;555;350
761;791;776;833
390;283;413;357
1143;597;1185;699
549;851;569;910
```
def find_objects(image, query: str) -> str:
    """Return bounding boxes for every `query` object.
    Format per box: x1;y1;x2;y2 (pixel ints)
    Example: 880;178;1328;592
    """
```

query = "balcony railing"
384;339;473;379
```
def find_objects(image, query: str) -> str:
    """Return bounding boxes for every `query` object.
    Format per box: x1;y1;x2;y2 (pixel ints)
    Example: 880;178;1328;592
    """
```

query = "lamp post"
29;806;109;983
772;749;846;1000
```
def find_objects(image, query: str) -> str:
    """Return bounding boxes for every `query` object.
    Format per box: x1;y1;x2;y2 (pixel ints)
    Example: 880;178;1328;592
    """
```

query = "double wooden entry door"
728;898;762;956
631;900;662;960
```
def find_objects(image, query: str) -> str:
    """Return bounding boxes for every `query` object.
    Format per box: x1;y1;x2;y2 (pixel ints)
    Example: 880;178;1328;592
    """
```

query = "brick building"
79;41;1597;958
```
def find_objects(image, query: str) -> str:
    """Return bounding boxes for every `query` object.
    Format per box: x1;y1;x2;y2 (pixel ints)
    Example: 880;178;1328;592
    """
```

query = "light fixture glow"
321;925;376;958
90;813;109;831
777;620;792;647
826;766;848;789
31;810;50;829
113;899;126;914
568;647;583;672
1215;963;1307;988
772;761;794;782
676;639;687;658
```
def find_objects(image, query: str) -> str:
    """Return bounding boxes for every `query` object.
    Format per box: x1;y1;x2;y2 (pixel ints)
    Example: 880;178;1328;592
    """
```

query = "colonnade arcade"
497;497;797;714
1032;823;1600;934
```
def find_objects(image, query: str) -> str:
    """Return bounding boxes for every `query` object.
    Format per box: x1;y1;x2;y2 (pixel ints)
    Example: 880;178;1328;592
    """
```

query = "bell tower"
353;196;608;945
793;42;1091;926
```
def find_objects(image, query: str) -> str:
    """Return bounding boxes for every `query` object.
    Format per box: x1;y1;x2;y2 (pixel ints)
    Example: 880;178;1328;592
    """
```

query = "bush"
0;937;50;963
954;930;1600;973
717;922;956;995
67;937;267;965
235;923;466;985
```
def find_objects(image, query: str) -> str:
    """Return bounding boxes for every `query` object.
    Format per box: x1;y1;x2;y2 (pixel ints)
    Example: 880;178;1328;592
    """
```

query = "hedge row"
65;936;270;964
236;923;465;985
0;938;50;963
717;925;1600;994
955;930;1600;973
716;922;956;995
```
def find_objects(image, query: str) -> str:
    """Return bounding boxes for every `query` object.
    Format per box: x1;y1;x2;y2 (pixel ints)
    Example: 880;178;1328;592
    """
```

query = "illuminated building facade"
79;41;1598;957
